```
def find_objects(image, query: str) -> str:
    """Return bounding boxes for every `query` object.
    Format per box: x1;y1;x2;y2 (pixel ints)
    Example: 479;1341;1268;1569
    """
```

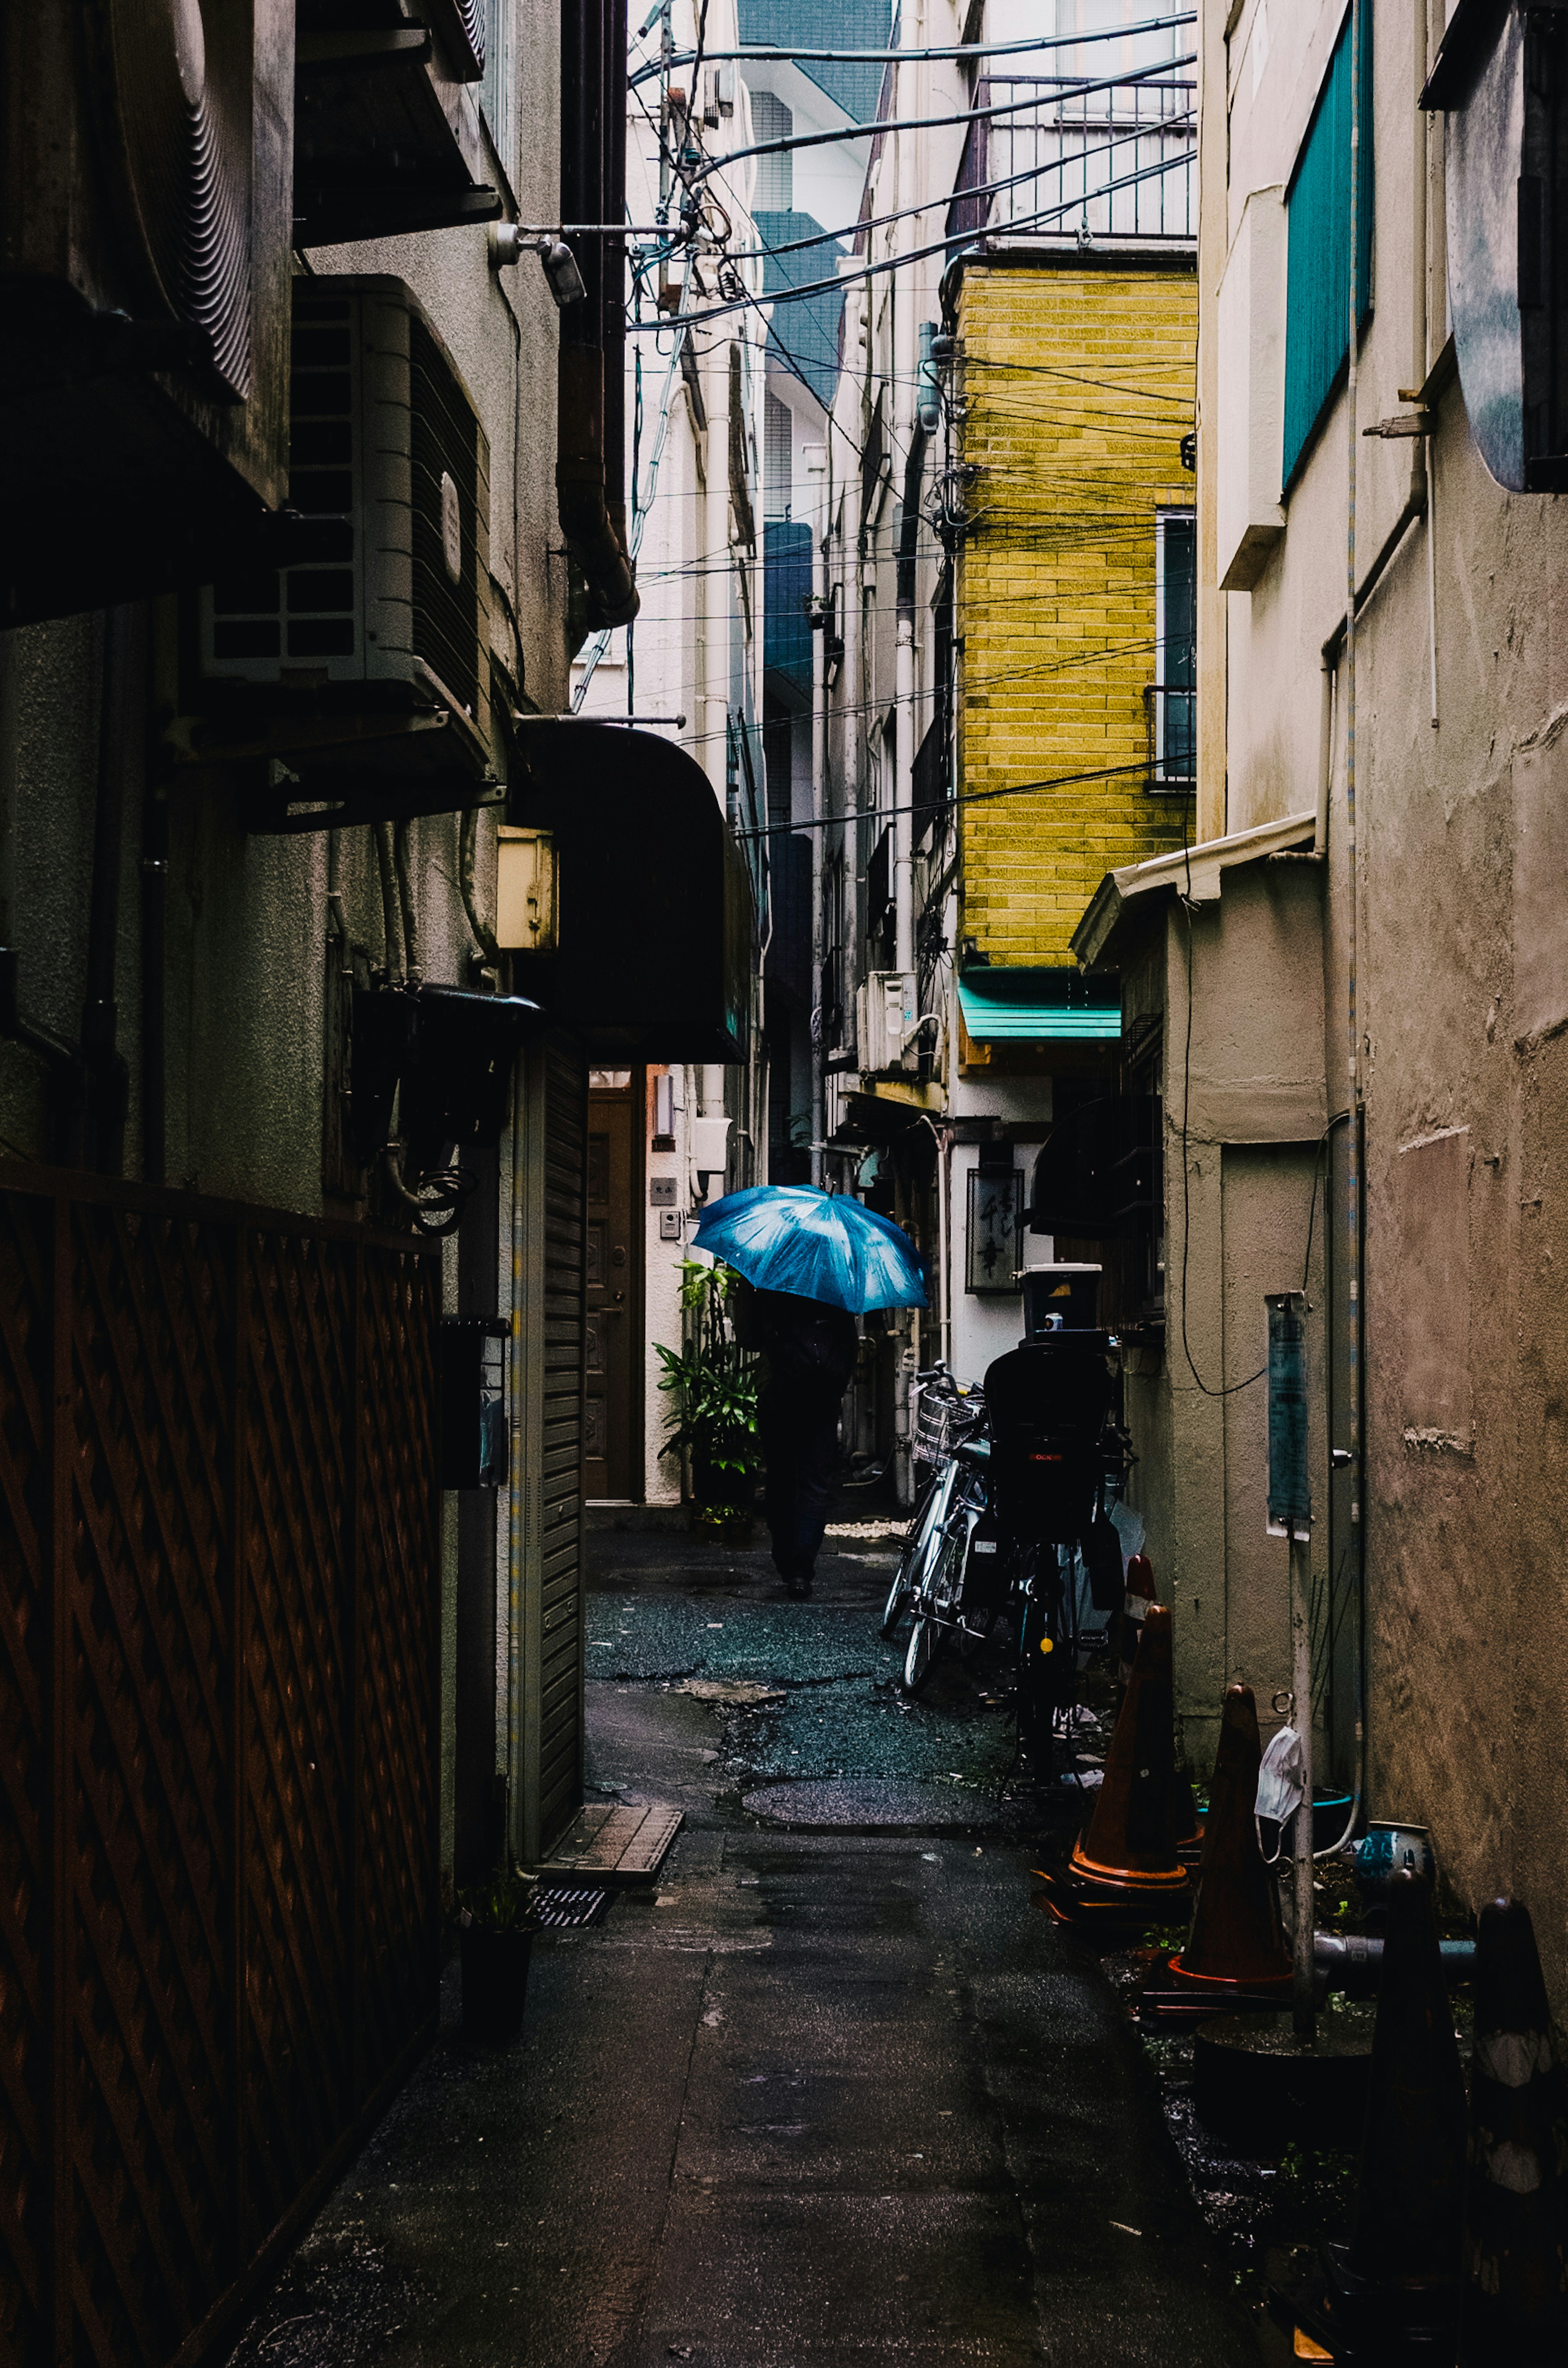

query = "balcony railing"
1145;683;1196;791
946;73;1196;248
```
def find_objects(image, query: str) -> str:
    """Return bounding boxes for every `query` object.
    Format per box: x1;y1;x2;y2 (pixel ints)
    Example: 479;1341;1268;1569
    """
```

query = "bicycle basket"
913;1380;986;1471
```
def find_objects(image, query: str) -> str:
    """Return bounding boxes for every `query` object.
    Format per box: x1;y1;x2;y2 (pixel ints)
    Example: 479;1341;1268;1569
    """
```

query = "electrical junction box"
858;971;918;1072
496;826;559;952
690;1115;730;1185
650;1178;677;1206
658;1211;682;1241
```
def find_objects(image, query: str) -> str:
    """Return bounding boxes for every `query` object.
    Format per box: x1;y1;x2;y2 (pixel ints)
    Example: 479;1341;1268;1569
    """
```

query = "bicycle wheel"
903;1610;938;1692
882;1467;951;1641
957;1600;999;1659
1014;1564;1065;1777
950;1512;997;1659
904;1516;966;1695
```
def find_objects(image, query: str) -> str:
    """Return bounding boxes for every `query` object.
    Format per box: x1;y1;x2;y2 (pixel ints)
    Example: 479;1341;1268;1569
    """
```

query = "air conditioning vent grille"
105;0;253;397
409;313;480;718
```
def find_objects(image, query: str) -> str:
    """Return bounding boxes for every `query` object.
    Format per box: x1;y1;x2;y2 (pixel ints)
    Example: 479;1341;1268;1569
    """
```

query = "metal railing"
947;74;1196;248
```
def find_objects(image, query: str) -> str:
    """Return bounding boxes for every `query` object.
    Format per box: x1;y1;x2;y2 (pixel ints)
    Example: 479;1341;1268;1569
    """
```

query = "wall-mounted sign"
966;1167;1022;1294
1265;1291;1310;1538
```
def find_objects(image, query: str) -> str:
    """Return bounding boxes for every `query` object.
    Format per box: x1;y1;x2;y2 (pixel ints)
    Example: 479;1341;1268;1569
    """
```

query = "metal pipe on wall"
703;336;731;800
1344;0;1367;1821
808;441;827;1187
80;602;137;1175
557;0;639;626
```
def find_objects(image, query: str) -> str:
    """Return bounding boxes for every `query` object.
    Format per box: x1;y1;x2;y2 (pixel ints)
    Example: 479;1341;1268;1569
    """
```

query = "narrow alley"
226;1526;1258;2368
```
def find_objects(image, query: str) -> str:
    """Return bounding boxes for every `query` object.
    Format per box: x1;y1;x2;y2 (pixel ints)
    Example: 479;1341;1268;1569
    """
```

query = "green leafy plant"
456;1869;538;1933
655;1259;759;1518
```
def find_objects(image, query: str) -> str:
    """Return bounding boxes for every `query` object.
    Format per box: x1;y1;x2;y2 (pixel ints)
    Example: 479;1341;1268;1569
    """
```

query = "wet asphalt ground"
225;1520;1264;2368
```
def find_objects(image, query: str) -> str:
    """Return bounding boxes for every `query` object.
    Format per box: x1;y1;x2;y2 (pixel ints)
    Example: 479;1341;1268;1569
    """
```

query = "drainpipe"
0;635;83;1126
808;441;827;1187
704;340;731;797
140;772;168;1184
842;330;865;1061
79;604;137;1175
893;424;927;980
557;0;638;629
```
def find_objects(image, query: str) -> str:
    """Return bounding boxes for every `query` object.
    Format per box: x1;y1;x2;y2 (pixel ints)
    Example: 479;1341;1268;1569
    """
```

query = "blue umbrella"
692;1186;928;1313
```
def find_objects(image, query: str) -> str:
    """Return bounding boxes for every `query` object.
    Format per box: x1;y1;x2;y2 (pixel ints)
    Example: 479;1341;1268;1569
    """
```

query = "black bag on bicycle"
1083;1510;1124;1613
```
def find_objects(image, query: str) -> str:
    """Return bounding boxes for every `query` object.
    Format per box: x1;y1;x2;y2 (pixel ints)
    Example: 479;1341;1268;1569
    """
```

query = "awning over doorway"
509;720;756;1064
956;967;1120;1041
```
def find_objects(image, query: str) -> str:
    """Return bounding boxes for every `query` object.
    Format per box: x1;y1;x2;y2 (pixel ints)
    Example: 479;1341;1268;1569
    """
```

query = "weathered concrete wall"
1206;0;1568;1997
1113;862;1327;1774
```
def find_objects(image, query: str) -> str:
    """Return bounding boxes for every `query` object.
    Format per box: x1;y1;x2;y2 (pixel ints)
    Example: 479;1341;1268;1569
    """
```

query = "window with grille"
751;90;793;211
1152;509;1195;787
764;392;793;515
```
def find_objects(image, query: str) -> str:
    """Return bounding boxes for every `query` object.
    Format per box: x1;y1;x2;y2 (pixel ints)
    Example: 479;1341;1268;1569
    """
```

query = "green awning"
957;967;1120;1042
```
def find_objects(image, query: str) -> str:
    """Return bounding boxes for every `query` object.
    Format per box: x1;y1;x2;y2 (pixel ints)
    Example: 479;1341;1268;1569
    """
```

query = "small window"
764;392;793;517
1282;1;1374;487
1153;510;1195;788
751;91;793;211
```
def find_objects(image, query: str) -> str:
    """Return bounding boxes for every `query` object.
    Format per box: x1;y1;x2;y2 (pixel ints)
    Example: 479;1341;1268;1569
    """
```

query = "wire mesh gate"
0;1163;442;2368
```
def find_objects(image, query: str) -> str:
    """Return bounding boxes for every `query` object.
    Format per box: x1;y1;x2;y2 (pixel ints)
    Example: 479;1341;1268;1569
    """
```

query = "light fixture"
488;225;588;309
538;239;587;308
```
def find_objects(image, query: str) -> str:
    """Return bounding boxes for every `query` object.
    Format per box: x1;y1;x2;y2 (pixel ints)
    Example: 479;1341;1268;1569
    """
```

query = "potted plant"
456;1868;538;2043
655;1259;760;1541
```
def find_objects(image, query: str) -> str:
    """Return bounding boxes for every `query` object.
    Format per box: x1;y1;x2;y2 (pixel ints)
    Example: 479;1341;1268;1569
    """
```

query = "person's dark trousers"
760;1386;840;1585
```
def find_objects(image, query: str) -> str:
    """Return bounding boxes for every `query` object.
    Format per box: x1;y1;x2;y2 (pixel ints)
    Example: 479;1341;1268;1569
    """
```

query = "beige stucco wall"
1115;861;1328;1773
1201;0;1568;1997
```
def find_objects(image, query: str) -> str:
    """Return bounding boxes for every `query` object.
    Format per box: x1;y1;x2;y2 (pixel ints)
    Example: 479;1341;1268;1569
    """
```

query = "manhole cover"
740;1777;998;1832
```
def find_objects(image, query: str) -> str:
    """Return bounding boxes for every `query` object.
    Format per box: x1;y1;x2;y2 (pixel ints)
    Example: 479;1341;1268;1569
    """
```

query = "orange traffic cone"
1146;1683;1291;2021
1285;1867;1467;2361
1462;1898;1568;2361
1118;1549;1156;1684
1037;1605;1191;1923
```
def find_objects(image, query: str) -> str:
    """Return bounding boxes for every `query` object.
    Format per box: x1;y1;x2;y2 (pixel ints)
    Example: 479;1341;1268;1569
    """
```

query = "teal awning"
957;967;1120;1042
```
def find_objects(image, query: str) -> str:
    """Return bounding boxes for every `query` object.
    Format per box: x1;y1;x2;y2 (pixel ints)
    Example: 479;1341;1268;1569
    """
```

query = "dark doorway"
586;1070;643;1499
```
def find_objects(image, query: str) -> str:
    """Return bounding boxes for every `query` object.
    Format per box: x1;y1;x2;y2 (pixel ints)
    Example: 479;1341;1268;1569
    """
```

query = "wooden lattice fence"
0;1162;442;2368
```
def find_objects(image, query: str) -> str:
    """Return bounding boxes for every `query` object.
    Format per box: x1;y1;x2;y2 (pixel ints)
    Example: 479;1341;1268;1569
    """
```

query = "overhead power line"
629;13;1195;88
720;105;1193;267
630;145;1199;334
690;53;1193;183
733;756;1190;838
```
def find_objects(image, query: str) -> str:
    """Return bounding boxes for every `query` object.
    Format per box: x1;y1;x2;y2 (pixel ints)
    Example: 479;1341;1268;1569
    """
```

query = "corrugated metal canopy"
957;967;1120;1041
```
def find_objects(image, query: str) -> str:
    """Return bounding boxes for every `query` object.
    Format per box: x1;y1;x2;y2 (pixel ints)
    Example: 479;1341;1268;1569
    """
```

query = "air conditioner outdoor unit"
185;276;496;830
858;971;918;1073
1;0;294;626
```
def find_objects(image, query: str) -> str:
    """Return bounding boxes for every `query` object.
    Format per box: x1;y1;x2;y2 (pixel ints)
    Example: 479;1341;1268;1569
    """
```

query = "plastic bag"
1256;1724;1305;1824
1108;1498;1146;1566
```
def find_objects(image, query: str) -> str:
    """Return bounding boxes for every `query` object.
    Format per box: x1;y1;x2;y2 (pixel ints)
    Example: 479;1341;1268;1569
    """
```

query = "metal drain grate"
530;1885;612;1929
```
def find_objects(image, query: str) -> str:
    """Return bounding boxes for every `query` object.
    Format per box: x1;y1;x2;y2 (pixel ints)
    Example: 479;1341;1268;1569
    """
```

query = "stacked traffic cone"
1462;1898;1568;2361
1174;1759;1205;1868
1144;1683;1291;2021
1118;1549;1156;1685
1284;1867;1468;2361
1037;1605;1191;1924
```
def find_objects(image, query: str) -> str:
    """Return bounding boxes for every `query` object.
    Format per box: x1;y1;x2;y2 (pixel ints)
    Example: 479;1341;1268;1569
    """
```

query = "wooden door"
585;1073;641;1498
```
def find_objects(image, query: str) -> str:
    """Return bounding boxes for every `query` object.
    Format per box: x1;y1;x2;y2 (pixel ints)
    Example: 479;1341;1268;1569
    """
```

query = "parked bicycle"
879;1326;1130;1777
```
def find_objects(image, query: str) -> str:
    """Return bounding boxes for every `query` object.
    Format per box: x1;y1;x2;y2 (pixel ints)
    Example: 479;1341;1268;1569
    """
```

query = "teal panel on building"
1283;2;1374;488
765;518;813;700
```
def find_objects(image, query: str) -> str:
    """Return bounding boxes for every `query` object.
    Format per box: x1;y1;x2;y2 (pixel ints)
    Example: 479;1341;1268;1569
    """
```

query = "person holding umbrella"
693;1186;928;1599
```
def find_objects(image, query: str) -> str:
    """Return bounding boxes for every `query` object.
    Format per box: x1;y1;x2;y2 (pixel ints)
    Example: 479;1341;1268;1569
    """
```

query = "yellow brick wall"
956;264;1198;967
